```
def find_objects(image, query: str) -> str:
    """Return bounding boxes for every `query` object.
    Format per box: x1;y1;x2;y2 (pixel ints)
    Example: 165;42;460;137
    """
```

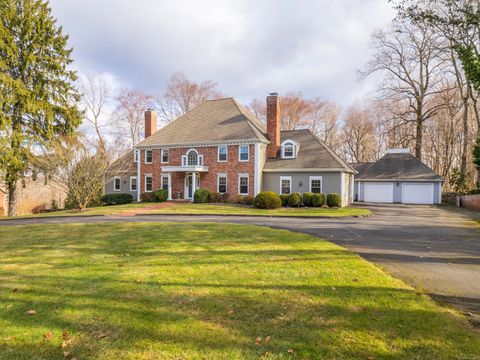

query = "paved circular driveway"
2;204;480;321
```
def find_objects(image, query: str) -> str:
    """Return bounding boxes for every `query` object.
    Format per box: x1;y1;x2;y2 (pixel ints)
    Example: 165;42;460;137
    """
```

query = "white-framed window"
239;145;249;162
217;173;227;193
161;175;169;191
218;145;227;162
130;176;137;192
281;140;297;159
145;175;153;192
113;176;121;191
161;149;169;163
309;176;323;193
145;150;153;164
238;174;249;195
280;176;292;195
133;149;139;163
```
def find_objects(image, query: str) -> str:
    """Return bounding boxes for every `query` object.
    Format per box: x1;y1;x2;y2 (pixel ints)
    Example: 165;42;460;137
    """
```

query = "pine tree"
0;0;82;216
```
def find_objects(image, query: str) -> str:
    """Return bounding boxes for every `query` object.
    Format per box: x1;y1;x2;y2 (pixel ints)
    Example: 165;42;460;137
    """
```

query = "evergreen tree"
0;0;81;216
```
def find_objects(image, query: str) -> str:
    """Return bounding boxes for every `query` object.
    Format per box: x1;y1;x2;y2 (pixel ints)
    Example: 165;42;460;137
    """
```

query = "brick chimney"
266;93;280;158
144;109;157;139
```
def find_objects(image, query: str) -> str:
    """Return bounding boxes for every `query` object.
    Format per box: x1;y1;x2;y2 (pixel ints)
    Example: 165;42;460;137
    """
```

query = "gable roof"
137;98;268;147
354;152;443;181
107;150;136;173
264;129;355;173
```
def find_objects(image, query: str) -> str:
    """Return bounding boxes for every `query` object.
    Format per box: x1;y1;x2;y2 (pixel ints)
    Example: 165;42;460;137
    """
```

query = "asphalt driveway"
1;204;479;321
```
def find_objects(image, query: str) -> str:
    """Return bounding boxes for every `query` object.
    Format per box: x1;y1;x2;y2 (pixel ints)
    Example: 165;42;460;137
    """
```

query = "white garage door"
364;182;394;203
402;183;434;204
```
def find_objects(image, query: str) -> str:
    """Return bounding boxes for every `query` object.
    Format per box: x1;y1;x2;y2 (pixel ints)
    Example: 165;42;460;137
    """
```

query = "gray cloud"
50;0;395;106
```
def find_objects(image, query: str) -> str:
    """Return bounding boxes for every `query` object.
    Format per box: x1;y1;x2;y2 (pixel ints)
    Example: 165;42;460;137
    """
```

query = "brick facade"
139;144;256;199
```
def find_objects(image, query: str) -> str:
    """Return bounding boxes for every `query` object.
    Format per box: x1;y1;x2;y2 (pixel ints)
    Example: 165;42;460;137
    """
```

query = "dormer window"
281;140;298;159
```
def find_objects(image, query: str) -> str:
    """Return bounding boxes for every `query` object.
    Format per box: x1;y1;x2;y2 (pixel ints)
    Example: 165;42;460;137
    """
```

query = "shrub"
242;195;254;205
279;194;290;207
288;192;302;207
302;192;314;207
467;188;480;195
153;189;168;202
209;192;222;203
326;193;341;207
102;193;133;205
311;193;325;207
194;188;212;203
253;191;282;209
442;192;458;205
141;193;155;202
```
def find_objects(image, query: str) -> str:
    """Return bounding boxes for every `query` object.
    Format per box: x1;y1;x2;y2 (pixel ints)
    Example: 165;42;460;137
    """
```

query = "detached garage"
353;149;443;205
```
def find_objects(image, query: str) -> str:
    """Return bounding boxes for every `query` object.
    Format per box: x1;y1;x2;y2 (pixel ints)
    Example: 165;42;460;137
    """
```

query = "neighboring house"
352;149;443;205
105;94;356;206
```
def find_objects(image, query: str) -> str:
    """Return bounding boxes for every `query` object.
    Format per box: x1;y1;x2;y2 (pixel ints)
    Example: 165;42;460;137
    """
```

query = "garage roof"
352;152;443;181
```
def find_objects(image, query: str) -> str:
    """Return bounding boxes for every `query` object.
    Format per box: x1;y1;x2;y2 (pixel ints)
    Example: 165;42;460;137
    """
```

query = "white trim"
160;174;170;199
217;173;227;193
130;176;137;192
161;149;169;164
254;143;261;195
184;173;200;200
137;150;141;202
113;176;121;192
144;150;153;164
136;138;269;150
263;168;354;173
340;172;344;205
161;165;209;172
168;173;172;200
133;149;139;163
356;178;444;183
280;139;299;159
280;176;292;195
438;183;442;204
238;173;249;195
238;145;249;162
144;174;153;193
217;145;228;162
309;176;323;193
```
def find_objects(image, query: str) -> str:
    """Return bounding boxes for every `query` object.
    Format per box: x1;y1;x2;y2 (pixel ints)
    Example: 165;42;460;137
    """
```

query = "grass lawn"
145;203;371;217
0;223;479;359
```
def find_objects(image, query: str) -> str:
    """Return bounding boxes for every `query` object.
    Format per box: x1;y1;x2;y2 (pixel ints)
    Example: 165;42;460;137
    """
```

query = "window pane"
114;178;121;190
162;149;169;163
239;176;248;194
134;150;138;162
162;177;168;191
219;146;227;161
131;178;137;191
218;176;227;193
311;179;322;193
146;177;153;191
187;151;198;165
146;150;153;163
284;145;294;157
240;145;249;160
281;179;291;194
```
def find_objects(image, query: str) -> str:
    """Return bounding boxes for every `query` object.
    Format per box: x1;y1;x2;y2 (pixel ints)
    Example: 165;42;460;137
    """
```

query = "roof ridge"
307;129;355;172
231;98;268;141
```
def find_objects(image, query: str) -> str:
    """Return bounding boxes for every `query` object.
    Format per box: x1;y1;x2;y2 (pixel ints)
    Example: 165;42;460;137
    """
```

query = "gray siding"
355;180;442;204
105;172;138;200
262;171;350;205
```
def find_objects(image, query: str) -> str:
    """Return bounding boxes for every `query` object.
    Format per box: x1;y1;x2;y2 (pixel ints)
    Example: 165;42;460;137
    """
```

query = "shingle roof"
107;150;136;173
354;152;443;181
264;129;355;172
137;98;268;147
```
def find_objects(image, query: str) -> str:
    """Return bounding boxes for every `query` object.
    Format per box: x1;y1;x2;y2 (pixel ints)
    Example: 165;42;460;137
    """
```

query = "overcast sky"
49;0;395;107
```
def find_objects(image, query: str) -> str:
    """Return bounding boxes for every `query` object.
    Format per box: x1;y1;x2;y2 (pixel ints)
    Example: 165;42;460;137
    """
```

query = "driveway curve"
2;204;479;322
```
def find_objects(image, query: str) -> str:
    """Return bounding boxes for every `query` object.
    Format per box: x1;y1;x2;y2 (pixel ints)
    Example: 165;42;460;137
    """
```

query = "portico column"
191;172;196;202
168;173;172;200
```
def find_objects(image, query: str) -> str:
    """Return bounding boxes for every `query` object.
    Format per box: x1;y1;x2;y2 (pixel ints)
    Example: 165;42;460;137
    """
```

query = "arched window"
187;150;199;166
281;140;297;159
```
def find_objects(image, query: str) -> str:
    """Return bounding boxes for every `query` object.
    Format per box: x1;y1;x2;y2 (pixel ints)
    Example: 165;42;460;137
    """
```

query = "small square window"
218;145;227;162
145;150;153;164
280;177;291;195
284;145;294;157
239;145;249;161
310;178;322;193
161;149;169;163
218;175;227;193
145;176;153;192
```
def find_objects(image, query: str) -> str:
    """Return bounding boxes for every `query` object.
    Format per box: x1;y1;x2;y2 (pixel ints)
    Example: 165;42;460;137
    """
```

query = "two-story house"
105;94;356;206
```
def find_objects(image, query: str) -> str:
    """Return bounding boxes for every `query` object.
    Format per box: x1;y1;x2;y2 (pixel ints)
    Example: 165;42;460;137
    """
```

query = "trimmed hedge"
101;193;133;205
312;193;325;207
154;189;168;202
253;191;282;209
302;192;314;207
194;189;212;203
279;194;290;207
326;193;341;207
288;192;302;207
242;195;254;206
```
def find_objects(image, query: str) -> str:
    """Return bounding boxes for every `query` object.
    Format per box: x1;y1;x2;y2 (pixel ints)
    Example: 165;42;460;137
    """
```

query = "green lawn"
0;223;478;359
145;203;371;217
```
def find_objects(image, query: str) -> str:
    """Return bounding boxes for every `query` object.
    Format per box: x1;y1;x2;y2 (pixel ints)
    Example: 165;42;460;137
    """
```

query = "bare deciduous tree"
154;72;224;124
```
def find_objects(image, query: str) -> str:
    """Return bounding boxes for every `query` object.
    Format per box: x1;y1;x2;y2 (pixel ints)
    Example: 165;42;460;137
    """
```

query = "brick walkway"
115;201;177;217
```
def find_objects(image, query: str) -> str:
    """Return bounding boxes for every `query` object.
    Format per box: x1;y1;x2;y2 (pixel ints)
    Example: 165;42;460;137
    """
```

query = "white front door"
184;174;200;199
402;183;434;204
364;182;394;203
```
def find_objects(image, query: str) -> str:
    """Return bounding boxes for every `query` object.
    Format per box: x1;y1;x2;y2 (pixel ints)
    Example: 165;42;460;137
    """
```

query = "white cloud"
50;0;395;107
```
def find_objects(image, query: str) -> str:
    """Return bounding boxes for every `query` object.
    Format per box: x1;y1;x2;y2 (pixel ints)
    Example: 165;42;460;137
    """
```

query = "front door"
184;174;200;199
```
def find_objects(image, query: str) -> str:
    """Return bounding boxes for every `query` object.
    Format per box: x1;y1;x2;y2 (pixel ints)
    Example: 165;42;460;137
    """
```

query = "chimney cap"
269;92;278;96
146;108;155;112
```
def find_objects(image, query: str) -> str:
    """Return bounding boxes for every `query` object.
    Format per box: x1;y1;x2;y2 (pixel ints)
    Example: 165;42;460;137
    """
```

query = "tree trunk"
460;96;469;175
7;182;17;217
415;109;423;161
